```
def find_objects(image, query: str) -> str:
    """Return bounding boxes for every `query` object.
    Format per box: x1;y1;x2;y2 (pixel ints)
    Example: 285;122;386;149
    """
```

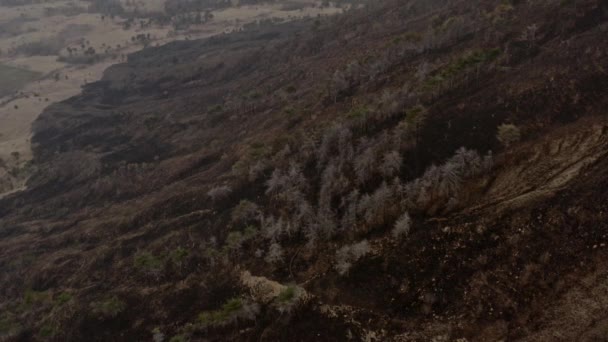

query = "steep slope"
1;0;608;341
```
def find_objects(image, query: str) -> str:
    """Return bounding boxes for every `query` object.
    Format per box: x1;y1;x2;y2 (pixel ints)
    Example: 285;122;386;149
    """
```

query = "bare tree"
335;240;371;275
207;185;232;202
265;242;284;265
380;151;402;178
392;212;411;239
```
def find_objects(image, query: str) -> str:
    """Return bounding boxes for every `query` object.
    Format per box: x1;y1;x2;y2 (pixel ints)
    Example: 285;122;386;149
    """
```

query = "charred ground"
1;0;608;341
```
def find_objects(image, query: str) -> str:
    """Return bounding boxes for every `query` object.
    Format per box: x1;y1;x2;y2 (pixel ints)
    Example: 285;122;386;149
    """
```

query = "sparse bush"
152;327;165;342
55;292;72;305
207;185;231;202
404;105;427;138
169;247;189;266
276;286;296;303
90;296;126;318
225;231;245;252
0;313;19;336
335;240;371;275
134;251;163;276
265;242;284;265
198;297;259;327
39;324;56;337
23;289;49;307
274;285;304;314
497;123;521;147
169;334;188;342
231;200;260;225
228;225;258;248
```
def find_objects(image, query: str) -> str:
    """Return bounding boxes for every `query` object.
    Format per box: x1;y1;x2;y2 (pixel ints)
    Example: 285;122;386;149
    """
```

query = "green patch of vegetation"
434;16;461;33
0;64;41;97
39;324;56;338
247;91;261;100
224;231;245;252
276;286;296;303
134;251;163;272
0;314;18;335
243;226;258;239
400;105;428;137
207;104;223;113
91;296;126;318
424;49;501;88
405;105;426;124
284;106;296;116
23;290;50;308
203;246;221;261
169;334;188;342
405;32;423;42
392;32;423;45
55;292;72;305
224;226;258;252
494;3;514;15
169;247;189;265
198;297;243;326
347;105;370;120
247;141;269;157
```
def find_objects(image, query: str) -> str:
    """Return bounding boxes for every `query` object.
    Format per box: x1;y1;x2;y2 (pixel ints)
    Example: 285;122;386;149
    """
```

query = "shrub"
230;200;260;225
169;247;189;265
265;242;284;265
152;328;165;342
134;252;163;276
39;324;56;337
276;286;296;303
91;296;126;318
169;335;188;342
225;231;245;251
23;289;49;308
497;123;521;147
404;105;427;136
198;297;259;327
55;292;72;305
274;285;304;314
347;105;370;120
0;314;19;336
207;185;232;202
335;240;371;275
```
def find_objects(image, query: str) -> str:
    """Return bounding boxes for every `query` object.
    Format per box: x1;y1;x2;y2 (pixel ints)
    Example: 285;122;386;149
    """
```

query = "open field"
0;63;41;97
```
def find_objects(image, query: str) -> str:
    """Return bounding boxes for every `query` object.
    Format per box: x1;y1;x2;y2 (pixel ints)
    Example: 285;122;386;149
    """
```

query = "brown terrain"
0;0;343;195
1;0;608;341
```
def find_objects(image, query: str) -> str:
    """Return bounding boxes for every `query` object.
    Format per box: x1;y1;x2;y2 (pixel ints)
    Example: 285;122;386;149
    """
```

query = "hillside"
1;0;608;341
0;0;343;195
